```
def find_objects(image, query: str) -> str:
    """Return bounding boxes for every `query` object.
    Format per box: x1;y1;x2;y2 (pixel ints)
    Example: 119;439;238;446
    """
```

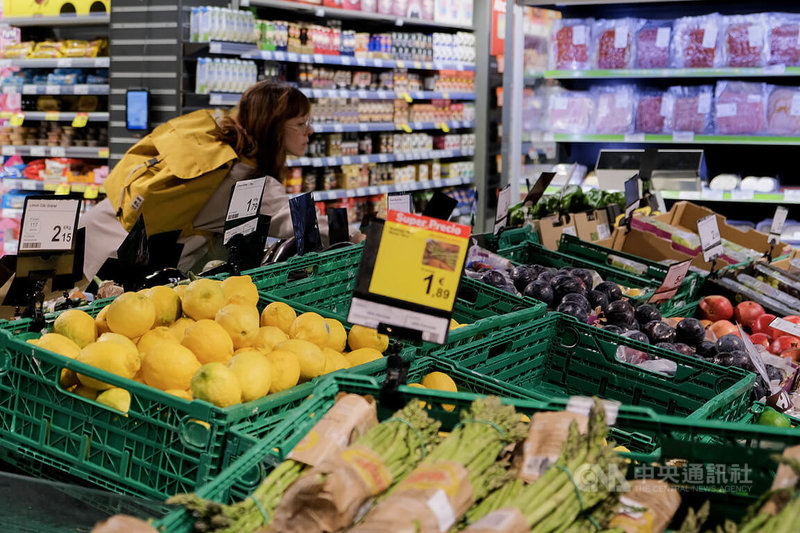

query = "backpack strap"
115;156;162;218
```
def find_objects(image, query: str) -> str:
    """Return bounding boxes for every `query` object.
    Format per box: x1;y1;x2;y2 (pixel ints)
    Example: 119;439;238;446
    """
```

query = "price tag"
572;25;586;46
342;156;353;165
784;189;800;202
414;61;422;69
653;190;667;213
731;189;755;200
748;25;764;47
649;259;692;303
375;58;385;67
50;146;66;157
223;217;259;245
770;317;800;338
226;177;266;223
378;154;389;163
45;85;61;95
697;213;723;262
624;133;645;143
314;7;325;16
716;103;737;118
287;53;299;62
74;85;90;95
357;89;368;98
19;197;80;253
2;85;15;94
388;192;412;213
701;189;724;201
314;54;324;63
55;182;70;195
10;113;24;127
44;111;60;121
209;42;222;54
440;123;450;133
356;57;367;66
403;92;413;103
30;146;46;157
359;124;368;132
84;184;99;199
494;184;512;234
1;146;16;156
672;132;695;143
738;324;772;386
397;60;405;68
769;206;789;245
98;148;110;158
72;112;89;128
614;27;628;48
401;123;413;133
56;58;72;67
624;175;640;219
333;124;343;132
347;211;470;344
765;64;786;74
341;56;352;65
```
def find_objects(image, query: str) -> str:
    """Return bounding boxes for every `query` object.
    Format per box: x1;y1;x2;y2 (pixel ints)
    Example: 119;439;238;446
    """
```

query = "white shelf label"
56;58;72;67
359;124;368;132
19;198;80;253
656;27;671;48
374;59;384;67
314;54;324;63
357;90;368;98
770;317;800;338
378;154;389;163
770;206;789;244
784;189;800;202
672;131;695;143
624;133;645;142
226;177;265;222
209;42;222;54
74;85;89;95
701;189;724;200
1;146;15;156
45;85;60;95
356;57;367;66
341;56;351;65
2;85;15;94
697;213;723;262
342;156;353;165
50;147;66;157
333;124;343;132
223;217;258;245
765;64;787;74
30;146;46;157
731;189;754;200
287;53;299;62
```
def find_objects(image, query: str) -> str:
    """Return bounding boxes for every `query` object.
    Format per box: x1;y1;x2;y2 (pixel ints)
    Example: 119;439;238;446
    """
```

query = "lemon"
228;348;272;402
266;349;301;393
97;332;140;360
34;333;82;388
73;385;98;400
95;306;110;335
421;372;457;392
182;319;234;364
321;347;350;374
53;309;97;348
144;285;182;326
96;387;131;414
142;342;201;391
614;445;631;454
221;275;259;306
106;292;156;339
137;327;179;354
324;319;347;352
406;383;427;408
215;303;260;349
76;341;141;391
345;348;383;367
182;279;226;321
168;317;196;341
276;339;325;381
173;284;188;301
164;389;193;401
449;318;459;329
289;312;330;346
191;362;242;408
260;301;296;333
348;325;389;353
252;326;289;352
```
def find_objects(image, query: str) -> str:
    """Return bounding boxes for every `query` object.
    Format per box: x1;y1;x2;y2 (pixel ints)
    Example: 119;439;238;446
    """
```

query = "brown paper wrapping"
608;480;681;533
761;445;800;515
350;461;474;533
461;507;529;533
518;411;588;483
287;393;377;467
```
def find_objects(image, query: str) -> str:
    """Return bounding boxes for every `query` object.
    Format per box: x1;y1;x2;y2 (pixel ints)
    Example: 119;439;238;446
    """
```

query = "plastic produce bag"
672;14;722;68
714;81;768;135
668;85;714;134
592;84;636;134
768;13;800;66
635;20;672;68
635;90;673;133
546;87;594;134
722;14;768;67
766;85;800;135
551;18;594;70
594;18;643;69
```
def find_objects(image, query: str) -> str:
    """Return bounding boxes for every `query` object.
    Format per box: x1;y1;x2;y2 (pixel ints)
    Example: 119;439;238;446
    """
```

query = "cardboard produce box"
534;214;577;251
595;226;702;269
573;209;612;244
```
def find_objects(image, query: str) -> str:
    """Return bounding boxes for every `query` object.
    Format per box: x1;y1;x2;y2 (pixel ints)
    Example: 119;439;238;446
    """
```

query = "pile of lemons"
29;275;391;412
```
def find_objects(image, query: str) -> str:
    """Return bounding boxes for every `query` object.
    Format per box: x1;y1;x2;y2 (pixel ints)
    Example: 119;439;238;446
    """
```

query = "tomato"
770;335;800;355
709;320;740;339
699;296;734;322
734;301;765;331
749;333;771;349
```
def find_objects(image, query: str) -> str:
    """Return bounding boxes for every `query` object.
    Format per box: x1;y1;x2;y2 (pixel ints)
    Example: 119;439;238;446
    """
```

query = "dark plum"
752;378;769;402
481;270;507;288
595;281;623;302
588;290;609;311
766;365;783;382
561;293;591;312
643;320;677;344
603;324;625;334
523;280;554;306
696;341;717;359
623;330;650;344
557;302;589;323
726;350;754;371
655;342;678;352
512;268;539;293
571;269;594;290
552;276;586;305
673;343;695;357
536;270;555;283
605;300;636;326
676;318;706;346
634;304;662;325
716;334;745;354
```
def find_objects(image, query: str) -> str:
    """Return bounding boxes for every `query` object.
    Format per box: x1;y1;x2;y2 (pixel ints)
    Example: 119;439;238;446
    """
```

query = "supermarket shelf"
0;146;109;158
299;88;475;100
298;176;474;201
1;178;105;194
0;57;110;68
533;133;800;146
537;66;800;80
184;41;258;56
243;49;476;71
0;111;108;122
0;14;110;26
1;84;109;96
522;0;693;5
207;92;243;106
287;148;475;167
310;120;475;133
248;0;474;30
659;190;800;205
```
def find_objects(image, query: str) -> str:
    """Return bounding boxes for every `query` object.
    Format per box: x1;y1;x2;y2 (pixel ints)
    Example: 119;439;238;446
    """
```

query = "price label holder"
649;259;691;303
697;213;724;274
521;171;556;207
388;192;413;214
738;324;771;386
422;190;457;221
770;317;800;339
327;207;350;245
621;174;640;230
10;112;24;127
72;112;89;128
224;177;266;245
494;184;512;234
289;192;323;255
766;205;789;260
348;211;470;344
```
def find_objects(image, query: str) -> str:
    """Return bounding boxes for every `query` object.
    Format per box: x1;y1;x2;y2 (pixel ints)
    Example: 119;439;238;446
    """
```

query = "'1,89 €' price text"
423;273;450;300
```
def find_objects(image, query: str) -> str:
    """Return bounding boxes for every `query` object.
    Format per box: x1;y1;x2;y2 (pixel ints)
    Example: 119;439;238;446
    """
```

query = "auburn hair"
214;81;311;178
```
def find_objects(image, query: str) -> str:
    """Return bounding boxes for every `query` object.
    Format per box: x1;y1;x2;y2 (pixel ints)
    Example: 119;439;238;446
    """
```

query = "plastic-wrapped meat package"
672;14;722;68
595;18;642;69
766;86;800;135
547;89;594;133
722;14;768;67
768;14;800;66
714;81;767;135
635;92;673;133
551;19;594;70
592;85;635;134
635;21;672;68
669;85;714;134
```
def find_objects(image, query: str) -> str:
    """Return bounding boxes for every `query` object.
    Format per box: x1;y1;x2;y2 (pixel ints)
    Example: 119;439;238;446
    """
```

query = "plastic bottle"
196;57;208;94
190;7;199;43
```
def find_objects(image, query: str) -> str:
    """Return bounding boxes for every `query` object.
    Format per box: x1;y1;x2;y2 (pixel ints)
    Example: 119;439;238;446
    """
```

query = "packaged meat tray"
766;85;800;135
546;88;594;133
672;14;723;68
722;14;768;67
592;84;635;134
668;85;714;134
635;91;673;134
768;13;800;66
594;18;642;69
635;20;672;69
714;81;767;135
551;18;594;70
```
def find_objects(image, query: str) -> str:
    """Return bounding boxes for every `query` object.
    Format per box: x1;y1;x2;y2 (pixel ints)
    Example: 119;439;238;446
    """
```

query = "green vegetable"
559;185;585;213
584;189;604;210
509;204;525;226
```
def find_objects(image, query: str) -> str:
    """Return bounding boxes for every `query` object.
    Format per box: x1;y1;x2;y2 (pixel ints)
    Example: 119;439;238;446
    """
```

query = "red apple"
782;348;800;362
734;301;765;331
710;320;740;339
752;313;779;338
771;335;800;355
699;296;734;322
782;315;800;325
749;333;771;349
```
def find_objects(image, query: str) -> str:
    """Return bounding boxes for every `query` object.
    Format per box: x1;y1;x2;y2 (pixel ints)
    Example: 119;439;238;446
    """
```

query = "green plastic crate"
152;373;800;533
426;313;756;423
0;296;415;501
471;226;540;251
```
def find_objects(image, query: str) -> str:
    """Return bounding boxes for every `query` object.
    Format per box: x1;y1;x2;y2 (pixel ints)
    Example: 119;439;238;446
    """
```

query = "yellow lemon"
34;333;82;389
421;372;457;392
276;339;325;381
142;342;201;391
73;385;98;400
191;362;242;408
137;327;179;354
324;319;347;352
53;309;97;348
321;347;350;374
145;285;182;326
614;445;631;454
182;279;226;321
289;312;329;346
182;319;234;364
252;326;289;352
260;301;296;333
221;275;259;306
76;341;141;391
449;318;459;329
164;389;193;401
406;383;427;408
168;317;196;342
347;325;389;353
96;387;131;414
215;303;260;349
228;348;272;402
106;292;156;339
95;306;110;334
173;284;188;301
266;349;301;393
345;348;383;367
132;370;146;384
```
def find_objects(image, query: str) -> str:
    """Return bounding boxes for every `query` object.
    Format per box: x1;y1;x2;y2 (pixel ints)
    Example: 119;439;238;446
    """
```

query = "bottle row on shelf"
313;98;473;125
286;146;474;167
